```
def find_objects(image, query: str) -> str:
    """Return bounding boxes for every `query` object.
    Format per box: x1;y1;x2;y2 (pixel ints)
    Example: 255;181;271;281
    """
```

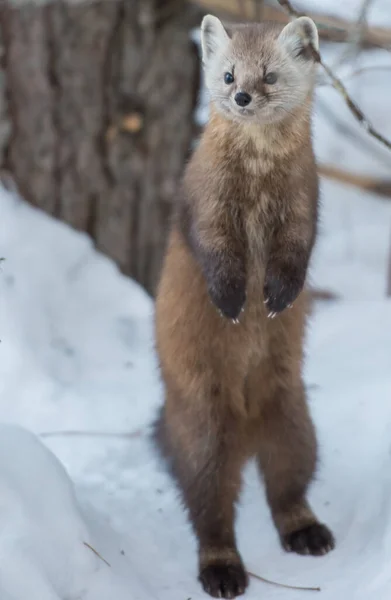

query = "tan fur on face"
201;16;318;126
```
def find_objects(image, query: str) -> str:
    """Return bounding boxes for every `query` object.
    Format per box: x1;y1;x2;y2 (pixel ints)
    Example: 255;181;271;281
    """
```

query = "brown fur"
154;19;334;599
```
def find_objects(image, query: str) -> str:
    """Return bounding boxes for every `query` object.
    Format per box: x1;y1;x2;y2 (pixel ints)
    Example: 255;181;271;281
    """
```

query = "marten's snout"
234;92;252;107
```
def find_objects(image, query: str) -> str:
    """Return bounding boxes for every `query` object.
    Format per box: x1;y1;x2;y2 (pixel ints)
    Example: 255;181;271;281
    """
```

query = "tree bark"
0;0;201;294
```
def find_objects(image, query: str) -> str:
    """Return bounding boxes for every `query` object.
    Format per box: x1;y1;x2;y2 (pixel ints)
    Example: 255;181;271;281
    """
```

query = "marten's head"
200;15;319;125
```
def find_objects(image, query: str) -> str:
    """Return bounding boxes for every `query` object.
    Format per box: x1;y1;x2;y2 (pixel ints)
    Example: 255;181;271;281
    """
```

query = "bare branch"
358;0;375;30
315;57;391;150
318;164;391;199
277;0;391;152
309;288;339;302
332;0;376;68
318;65;391;87
277;0;302;18
248;570;321;592
349;0;375;47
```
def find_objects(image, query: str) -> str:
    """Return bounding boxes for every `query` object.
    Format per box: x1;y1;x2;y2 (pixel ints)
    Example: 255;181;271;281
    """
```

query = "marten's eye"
264;72;278;85
224;72;234;85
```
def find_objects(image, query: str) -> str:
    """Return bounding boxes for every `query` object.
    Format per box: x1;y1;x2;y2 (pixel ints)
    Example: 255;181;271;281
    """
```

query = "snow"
0;1;390;598
0;425;150;600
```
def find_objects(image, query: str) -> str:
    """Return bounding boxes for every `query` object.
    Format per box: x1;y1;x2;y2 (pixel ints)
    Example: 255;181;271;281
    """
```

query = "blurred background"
0;1;390;600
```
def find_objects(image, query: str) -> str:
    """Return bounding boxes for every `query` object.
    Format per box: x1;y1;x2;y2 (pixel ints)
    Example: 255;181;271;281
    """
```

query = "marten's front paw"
209;279;246;321
283;523;335;556
264;266;304;316
199;563;248;598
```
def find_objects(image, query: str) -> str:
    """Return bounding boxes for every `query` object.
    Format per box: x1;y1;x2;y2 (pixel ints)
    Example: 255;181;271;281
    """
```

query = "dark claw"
264;267;304;315
209;280;246;321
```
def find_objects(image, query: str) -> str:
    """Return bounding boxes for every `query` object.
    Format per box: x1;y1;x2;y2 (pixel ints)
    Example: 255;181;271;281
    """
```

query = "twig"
318;64;391;86
315;58;391;150
83;542;111;567
40;429;142;439
346;0;375;50
277;0;302;18
309;287;339;301
331;0;375;68
318;164;391;199
357;0;375;34
277;0;391;152
248;570;321;592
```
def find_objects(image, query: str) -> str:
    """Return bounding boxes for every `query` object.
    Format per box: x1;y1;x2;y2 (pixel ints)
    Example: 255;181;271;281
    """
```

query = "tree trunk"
0;0;201;294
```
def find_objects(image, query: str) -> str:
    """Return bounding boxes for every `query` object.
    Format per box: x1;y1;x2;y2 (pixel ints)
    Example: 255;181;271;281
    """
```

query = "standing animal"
154;14;335;599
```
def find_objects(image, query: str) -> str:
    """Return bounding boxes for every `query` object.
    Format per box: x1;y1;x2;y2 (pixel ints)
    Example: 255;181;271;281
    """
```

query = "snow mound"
0;424;148;600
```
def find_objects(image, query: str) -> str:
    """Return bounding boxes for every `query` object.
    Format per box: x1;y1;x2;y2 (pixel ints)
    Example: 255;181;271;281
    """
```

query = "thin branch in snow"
83;542;111;568
40;429;142;439
248;570;321;592
309;287;339;302
277;0;391;152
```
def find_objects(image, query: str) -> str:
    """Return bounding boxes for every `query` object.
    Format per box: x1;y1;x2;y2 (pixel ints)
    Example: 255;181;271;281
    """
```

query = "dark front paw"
283;523;335;556
200;563;248;598
264;266;304;316
209;279;246;321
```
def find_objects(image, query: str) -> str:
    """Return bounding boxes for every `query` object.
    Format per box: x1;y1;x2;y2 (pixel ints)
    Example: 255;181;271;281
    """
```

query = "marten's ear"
201;15;230;62
278;17;319;60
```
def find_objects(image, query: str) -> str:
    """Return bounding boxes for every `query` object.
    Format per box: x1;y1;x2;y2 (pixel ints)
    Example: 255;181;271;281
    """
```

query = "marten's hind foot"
249;363;335;561
283;522;335;556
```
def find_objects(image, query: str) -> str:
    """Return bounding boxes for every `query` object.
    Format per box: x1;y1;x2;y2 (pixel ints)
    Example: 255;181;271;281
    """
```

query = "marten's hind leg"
248;308;335;556
254;380;334;555
154;386;249;599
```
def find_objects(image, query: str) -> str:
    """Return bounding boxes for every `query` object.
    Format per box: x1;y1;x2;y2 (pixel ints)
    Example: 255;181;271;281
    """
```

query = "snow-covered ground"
0;1;391;598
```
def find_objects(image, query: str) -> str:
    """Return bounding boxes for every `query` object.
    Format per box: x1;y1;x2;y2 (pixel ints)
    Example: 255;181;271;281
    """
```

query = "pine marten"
154;15;335;599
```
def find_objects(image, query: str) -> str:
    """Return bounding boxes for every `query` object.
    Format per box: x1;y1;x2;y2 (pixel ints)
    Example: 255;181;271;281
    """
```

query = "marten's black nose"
235;92;252;107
